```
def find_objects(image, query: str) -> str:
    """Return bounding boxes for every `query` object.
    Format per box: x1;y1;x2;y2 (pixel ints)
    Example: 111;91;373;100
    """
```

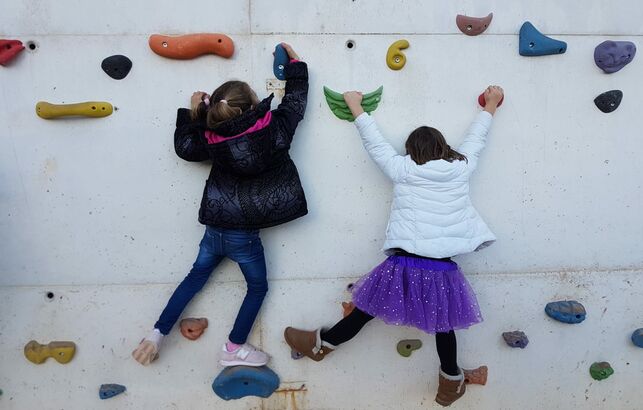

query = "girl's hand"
280;43;300;60
483;85;504;115
191;91;209;110
343;91;365;118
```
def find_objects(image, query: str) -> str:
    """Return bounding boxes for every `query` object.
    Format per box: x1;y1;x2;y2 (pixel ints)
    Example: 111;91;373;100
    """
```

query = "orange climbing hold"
148;33;234;60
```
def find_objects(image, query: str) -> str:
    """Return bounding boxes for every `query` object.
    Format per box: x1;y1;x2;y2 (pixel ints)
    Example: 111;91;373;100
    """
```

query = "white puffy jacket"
354;111;496;258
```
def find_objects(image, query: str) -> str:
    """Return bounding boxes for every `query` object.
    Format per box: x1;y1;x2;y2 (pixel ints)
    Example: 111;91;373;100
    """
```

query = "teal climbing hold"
519;22;567;56
212;366;280;400
545;300;586;324
99;384;126;399
632;328;643;348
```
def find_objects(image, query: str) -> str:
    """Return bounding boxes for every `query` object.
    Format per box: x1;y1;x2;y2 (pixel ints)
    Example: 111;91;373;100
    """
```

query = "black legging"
321;307;459;376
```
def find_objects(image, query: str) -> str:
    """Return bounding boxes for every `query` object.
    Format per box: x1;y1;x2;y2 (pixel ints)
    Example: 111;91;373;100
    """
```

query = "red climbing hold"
478;92;504;108
0;39;25;66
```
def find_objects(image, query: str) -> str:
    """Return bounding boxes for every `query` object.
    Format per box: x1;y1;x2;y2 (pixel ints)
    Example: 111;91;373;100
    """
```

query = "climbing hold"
148;34;234;60
36;101;113;119
341;301;355;318
396;339;422;357
0;39;25;66
290;349;304;360
594;40;636;74
519;22;567;57
502;331;529;348
212;366;280;400
631;328;643;347
544;300;586;324
463;366;488;385
179;317;208;341
594;90;623;113
273;44;289;80
386;40;409;70
99;384;126;400
589;362;614;381
478;92;504;108
456;13;493;36
24;340;76;364
101;55;132;80
323;86;383;122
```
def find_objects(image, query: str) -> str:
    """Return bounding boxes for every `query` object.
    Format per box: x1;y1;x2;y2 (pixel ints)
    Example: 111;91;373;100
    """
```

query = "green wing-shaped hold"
323;86;383;122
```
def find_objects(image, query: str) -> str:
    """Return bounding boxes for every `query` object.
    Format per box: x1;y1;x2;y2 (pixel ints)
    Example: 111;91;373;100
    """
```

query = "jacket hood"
210;94;274;137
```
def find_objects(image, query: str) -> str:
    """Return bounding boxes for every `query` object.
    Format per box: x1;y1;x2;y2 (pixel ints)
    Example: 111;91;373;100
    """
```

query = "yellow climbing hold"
24;340;76;364
386;39;409;70
36;101;113;119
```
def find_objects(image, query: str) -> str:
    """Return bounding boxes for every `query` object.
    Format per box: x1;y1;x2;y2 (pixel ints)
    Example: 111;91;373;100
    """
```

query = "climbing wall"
1;1;642;409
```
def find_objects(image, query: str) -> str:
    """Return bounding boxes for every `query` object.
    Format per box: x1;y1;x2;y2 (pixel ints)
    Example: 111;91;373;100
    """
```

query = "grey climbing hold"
291;349;304;360
594;90;623;113
101;55;132;80
545;300;586;324
632;328;643;348
212;366;280;400
594;40;636;74
99;384;126;399
502;331;529;348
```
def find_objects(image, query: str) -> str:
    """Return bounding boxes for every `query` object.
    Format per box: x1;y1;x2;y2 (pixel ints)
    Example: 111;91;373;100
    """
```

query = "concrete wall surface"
1;1;641;409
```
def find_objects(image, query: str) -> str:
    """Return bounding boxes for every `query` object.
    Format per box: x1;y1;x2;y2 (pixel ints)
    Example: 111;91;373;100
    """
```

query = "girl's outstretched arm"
345;91;408;182
174;107;209;162
272;43;309;141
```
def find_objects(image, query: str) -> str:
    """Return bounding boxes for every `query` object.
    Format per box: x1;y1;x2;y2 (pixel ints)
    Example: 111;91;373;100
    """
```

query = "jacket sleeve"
457;111;493;172
174;108;209;162
354;113;408;182
271;61;309;143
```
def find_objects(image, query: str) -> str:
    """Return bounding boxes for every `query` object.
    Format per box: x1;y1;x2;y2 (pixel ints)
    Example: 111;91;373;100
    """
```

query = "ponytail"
190;81;259;128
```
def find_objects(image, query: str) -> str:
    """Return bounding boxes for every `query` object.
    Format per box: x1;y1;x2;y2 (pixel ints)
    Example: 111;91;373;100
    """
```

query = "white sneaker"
219;343;269;367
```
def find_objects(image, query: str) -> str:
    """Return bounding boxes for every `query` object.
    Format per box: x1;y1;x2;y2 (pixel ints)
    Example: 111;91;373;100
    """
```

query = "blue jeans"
154;226;268;344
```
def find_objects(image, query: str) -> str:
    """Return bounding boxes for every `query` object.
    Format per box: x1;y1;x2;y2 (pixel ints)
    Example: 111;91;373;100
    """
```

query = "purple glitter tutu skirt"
351;255;482;334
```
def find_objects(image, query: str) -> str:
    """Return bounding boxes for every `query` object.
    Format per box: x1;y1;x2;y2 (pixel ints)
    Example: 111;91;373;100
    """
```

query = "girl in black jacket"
133;43;308;367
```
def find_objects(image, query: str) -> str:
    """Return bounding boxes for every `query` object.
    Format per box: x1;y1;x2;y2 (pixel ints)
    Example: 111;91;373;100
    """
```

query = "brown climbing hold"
24;340;76;364
341;302;355;318
456;13;493;36
463;366;487;385
180;317;208;340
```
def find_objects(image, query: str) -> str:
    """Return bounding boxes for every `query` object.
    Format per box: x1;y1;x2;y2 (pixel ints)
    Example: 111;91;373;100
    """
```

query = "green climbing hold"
323;86;383;122
589;362;614;381
396;339;422;357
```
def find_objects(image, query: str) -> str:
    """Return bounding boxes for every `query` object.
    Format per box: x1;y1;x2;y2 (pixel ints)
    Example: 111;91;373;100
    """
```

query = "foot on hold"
590;362;614;381
435;368;466;407
396;339;422;357
0;39;25;66
463;366;488;385
323;86;383;122
545;300;586;324
502;331;529;348
594;40;636;74
284;327;334;362
212;366;280;400
220;343;269;367
24;340;76;364
632;328;643;348
519;22;567;56
99;384;126;400
594;90;623;113
456;13;493;36
179;317;208;340
101;55;132;80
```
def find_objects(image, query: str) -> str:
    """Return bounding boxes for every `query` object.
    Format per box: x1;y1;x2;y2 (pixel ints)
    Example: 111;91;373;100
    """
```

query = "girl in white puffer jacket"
284;86;504;407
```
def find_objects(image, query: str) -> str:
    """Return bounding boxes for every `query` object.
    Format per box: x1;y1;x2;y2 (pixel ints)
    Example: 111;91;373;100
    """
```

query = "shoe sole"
219;359;268;367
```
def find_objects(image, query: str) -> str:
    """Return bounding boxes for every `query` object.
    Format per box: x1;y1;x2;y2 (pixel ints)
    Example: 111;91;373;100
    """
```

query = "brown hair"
405;126;467;165
191;81;260;128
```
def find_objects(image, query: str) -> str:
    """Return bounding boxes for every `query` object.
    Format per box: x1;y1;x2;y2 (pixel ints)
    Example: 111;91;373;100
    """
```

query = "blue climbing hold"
519;22;567;57
632;328;643;348
545;300;586;324
99;384;126;399
212;366;280;400
273;44;289;80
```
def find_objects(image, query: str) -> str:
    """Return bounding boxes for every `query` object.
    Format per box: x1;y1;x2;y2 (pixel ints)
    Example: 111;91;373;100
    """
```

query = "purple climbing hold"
594;90;623;113
502;331;529;348
594;41;636;74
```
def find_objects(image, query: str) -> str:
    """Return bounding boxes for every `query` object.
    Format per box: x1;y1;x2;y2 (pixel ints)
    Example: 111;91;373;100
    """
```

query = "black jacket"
174;62;309;229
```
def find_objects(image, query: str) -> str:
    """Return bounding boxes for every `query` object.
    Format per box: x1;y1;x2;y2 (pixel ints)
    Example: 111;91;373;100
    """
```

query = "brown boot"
435;368;466;407
284;327;335;362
